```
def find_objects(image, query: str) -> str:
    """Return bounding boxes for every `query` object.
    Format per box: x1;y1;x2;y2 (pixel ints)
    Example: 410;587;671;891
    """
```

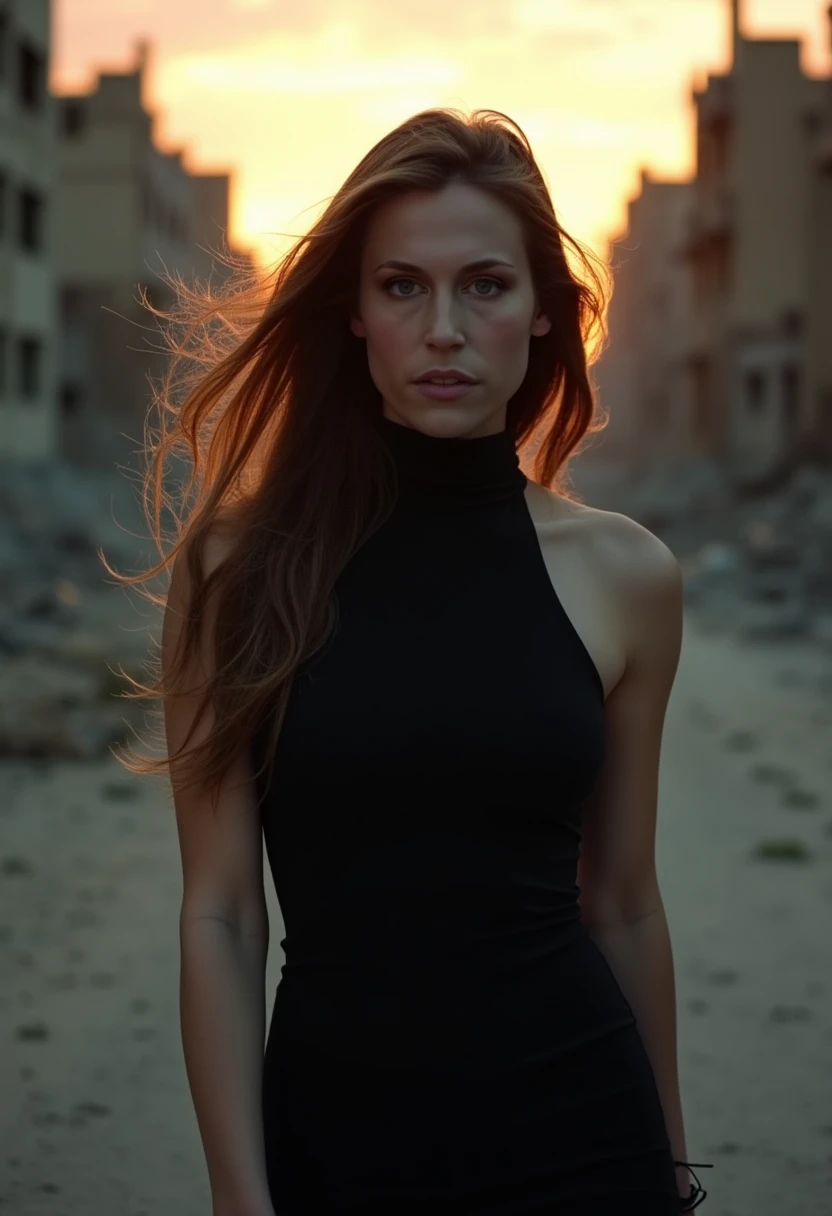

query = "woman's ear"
531;308;552;338
350;315;366;338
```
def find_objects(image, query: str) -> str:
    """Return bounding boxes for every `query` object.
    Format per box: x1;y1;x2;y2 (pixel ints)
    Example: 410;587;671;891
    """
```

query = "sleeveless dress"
253;414;680;1214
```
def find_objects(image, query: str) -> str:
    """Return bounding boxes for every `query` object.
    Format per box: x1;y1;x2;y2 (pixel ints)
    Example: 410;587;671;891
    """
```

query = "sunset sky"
52;1;830;270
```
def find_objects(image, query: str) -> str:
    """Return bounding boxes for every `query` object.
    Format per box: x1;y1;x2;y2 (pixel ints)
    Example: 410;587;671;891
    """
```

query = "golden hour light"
2;5;831;1216
50;0;830;270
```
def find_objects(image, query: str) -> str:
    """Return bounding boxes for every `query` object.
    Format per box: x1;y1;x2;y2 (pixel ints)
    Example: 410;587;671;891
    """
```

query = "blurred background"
1;2;831;1214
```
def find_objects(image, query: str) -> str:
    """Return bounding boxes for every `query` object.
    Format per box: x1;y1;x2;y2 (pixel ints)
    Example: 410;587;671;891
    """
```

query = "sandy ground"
1;615;832;1216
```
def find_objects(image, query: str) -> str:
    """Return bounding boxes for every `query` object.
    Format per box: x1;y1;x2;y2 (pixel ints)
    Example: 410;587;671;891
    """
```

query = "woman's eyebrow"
374;258;515;274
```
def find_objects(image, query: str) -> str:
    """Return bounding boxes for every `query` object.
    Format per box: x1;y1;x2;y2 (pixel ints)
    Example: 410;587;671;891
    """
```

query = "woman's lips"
413;382;478;400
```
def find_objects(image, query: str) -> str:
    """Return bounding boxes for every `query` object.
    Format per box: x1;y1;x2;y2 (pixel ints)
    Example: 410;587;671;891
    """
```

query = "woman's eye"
385;277;419;297
383;277;505;298
471;278;504;296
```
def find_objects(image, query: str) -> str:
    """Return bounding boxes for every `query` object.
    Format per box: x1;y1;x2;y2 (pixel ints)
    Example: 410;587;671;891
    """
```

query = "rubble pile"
629;462;832;650
0;462;162;760
3;448;832;760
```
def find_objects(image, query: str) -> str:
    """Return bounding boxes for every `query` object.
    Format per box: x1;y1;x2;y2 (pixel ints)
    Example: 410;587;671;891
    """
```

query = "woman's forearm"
586;904;691;1198
179;915;273;1215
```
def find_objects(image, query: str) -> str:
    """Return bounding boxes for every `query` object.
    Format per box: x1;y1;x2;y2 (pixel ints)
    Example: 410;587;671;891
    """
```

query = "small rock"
739;601;812;641
724;729;759;753
751;838;813;863
781;788;820;810
16;1021;50;1041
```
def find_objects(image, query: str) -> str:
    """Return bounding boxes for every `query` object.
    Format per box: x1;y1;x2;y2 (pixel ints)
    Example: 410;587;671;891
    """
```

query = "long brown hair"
105;106;610;814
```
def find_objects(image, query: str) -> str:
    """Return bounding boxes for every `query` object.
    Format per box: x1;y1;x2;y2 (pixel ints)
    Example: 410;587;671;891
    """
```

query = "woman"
110;108;712;1214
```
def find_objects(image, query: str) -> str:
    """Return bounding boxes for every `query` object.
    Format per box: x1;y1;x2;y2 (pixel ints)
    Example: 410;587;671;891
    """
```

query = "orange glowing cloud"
53;0;830;270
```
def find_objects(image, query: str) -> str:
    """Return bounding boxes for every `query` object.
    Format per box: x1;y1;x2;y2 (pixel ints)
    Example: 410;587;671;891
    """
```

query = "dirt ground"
1;615;831;1215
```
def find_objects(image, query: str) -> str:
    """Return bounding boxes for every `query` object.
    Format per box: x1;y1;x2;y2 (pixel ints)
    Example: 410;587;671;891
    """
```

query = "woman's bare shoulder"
526;480;681;595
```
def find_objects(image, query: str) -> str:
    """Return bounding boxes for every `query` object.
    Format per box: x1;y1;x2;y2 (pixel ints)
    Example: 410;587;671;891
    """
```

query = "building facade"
54;39;257;471
683;11;827;486
594;0;832;489
803;26;832;464
0;0;57;463
593;172;693;478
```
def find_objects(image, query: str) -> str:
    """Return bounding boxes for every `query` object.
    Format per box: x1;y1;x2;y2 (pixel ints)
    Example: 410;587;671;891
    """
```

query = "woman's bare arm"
163;530;275;1216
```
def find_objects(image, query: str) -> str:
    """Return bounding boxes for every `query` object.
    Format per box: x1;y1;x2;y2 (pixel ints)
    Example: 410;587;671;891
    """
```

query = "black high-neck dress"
253;416;679;1214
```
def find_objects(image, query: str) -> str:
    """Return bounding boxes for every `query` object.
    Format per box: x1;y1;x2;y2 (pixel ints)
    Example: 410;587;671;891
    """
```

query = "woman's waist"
269;924;635;1074
279;900;586;978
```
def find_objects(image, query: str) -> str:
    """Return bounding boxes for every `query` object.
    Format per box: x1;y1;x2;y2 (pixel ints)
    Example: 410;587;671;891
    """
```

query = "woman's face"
350;182;551;439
